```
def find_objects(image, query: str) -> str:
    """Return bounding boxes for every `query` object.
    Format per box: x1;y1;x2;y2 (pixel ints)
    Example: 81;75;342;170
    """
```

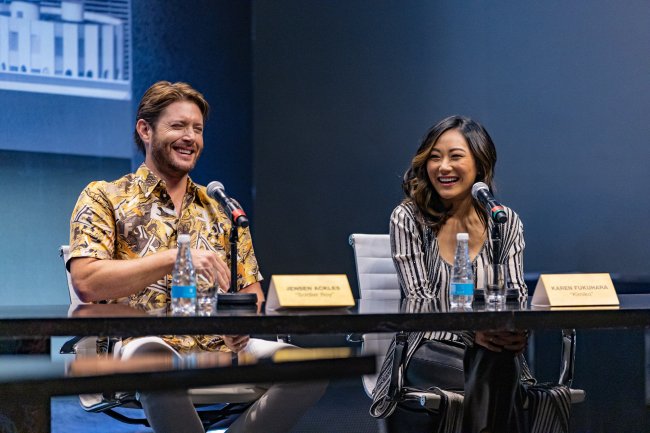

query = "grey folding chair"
59;245;263;430
348;234;585;413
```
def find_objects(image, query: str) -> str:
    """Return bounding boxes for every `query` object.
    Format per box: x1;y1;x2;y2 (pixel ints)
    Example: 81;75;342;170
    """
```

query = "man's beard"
150;140;200;178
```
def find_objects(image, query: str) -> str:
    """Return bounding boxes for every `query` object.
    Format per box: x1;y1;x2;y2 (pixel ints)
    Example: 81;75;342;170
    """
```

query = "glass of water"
484;263;507;305
196;272;216;315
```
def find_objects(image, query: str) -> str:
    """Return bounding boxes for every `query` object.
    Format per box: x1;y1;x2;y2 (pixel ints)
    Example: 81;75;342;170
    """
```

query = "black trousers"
382;344;526;433
462;345;527;433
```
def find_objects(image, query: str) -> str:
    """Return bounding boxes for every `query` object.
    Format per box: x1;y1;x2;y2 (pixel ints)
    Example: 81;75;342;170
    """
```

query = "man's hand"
222;335;250;353
70;248;233;303
190;249;230;291
475;330;528;354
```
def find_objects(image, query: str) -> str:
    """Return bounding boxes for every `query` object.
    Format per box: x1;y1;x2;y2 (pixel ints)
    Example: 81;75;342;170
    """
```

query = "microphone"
206;181;257;307
471;182;508;224
206;181;249;227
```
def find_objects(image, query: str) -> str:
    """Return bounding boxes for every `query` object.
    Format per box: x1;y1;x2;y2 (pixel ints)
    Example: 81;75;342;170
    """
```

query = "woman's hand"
475;330;528;354
222;335;250;353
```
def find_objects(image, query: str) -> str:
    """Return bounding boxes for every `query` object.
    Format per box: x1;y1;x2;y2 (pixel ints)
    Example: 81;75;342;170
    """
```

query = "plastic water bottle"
171;234;197;315
450;232;474;308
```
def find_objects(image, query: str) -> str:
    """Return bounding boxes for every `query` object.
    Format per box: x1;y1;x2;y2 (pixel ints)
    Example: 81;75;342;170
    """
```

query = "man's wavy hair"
402;115;497;232
134;81;210;154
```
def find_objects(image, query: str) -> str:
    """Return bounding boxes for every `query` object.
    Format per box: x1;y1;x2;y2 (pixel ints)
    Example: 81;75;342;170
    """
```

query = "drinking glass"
484;263;507;304
196;272;216;315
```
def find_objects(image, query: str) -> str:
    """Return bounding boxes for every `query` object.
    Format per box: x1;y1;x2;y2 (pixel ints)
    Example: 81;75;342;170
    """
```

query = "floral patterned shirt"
69;163;262;352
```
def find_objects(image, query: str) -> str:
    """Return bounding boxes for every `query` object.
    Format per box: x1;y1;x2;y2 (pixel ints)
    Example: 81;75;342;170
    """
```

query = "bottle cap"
177;234;191;244
456;232;469;241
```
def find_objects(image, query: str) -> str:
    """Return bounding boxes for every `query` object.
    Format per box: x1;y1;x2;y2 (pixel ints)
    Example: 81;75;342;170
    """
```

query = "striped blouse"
391;201;527;306
371;202;570;433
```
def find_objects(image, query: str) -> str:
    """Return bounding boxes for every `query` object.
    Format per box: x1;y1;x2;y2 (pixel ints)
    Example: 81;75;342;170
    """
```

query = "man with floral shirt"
68;81;325;433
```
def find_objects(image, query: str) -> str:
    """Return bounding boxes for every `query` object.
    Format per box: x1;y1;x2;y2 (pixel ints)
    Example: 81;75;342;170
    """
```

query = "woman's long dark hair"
402;115;497;232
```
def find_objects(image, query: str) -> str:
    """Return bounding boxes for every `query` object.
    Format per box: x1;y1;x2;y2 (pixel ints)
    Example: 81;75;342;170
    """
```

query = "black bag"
405;339;465;392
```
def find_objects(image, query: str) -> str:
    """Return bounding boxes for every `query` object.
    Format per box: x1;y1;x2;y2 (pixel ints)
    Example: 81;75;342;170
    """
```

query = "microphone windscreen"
206;181;225;197
471;182;489;200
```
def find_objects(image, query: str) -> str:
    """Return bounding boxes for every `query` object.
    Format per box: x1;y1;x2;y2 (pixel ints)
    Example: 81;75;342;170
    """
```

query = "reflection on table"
0;347;371;395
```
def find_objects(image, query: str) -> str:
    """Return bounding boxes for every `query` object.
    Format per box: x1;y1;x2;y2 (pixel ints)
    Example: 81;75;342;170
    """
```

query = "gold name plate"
531;273;619;307
266;274;355;310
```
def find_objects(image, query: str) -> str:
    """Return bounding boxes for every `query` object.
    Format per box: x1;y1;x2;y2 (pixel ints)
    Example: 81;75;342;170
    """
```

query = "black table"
1;294;648;432
0;347;374;433
0;349;372;397
0;294;648;338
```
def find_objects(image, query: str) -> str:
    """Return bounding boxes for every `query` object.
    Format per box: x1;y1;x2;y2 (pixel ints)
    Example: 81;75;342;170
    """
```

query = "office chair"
348;234;585;414
59;245;264;430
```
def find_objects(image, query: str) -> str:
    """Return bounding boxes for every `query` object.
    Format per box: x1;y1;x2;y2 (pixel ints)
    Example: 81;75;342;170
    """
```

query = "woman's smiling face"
426;128;478;207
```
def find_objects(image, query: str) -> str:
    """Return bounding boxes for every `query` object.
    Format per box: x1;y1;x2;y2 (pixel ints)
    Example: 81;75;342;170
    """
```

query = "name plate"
273;347;353;363
531;273;619;307
265;274;355;310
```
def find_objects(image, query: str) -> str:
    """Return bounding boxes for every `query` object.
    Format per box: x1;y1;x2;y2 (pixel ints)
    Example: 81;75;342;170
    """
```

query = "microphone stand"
477;223;503;304
230;226;238;294
215;220;257;308
491;224;502;267
491;222;518;302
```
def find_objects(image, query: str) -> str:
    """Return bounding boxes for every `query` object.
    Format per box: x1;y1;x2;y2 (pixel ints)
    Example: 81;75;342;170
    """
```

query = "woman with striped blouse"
370;116;569;432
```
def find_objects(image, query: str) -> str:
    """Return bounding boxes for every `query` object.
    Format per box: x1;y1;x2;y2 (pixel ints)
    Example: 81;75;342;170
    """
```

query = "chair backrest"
348;234;400;300
60;245;84;306
349;233;401;398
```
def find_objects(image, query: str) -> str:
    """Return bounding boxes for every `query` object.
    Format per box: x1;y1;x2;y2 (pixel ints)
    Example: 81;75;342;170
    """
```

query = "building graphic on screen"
0;0;131;99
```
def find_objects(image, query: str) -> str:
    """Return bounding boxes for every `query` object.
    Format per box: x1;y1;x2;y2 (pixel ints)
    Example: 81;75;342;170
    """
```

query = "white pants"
130;338;327;433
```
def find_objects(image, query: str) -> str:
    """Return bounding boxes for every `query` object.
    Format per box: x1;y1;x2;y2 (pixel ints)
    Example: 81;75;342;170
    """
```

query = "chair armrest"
402;390;442;410
558;329;577;387
388;331;408;402
345;333;364;344
59;336;84;354
569;388;586;404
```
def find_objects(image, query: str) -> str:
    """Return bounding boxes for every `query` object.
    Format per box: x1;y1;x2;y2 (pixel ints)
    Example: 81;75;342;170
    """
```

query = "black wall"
252;0;650;295
132;0;254;212
252;3;650;430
